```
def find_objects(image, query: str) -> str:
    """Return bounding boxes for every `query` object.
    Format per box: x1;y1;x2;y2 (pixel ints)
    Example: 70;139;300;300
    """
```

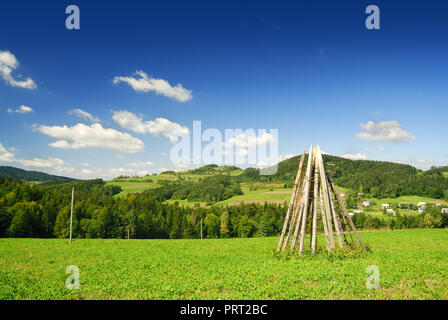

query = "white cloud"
256;160;270;168
0;142;15;162
107;168;136;176
0;141;76;177
0;50;37;89
278;153;295;162
365;146;385;153
15;156;75;177
7;105;34;114
342;153;368;160
36;122;145;153
112;70;192;102
80;169;92;175
68;108;100;122
395;157;436;170
17;157;64;168
76;167;137;180
126;161;155;168
112;110;189;144
223;131;277;148
157;163;196;173
356;121;416;143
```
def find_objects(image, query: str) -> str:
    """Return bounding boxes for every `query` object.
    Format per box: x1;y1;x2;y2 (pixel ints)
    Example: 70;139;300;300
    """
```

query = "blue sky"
1;0;447;179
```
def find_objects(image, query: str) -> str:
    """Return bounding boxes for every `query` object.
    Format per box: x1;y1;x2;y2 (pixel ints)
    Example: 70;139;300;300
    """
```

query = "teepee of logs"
277;145;366;254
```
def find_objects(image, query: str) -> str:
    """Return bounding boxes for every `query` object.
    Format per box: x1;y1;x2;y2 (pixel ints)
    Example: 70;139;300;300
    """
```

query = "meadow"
1;229;447;300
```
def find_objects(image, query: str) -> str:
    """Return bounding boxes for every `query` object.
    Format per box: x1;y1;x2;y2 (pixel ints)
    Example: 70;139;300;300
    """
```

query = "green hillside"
106;156;448;206
0;166;75;182
243;154;448;200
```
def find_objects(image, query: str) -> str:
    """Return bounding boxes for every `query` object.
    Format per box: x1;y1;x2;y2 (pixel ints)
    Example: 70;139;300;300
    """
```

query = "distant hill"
237;154;448;199
0;166;76;182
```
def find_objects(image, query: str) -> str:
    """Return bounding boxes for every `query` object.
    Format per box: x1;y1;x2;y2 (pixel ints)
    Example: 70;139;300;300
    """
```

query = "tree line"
1;177;447;239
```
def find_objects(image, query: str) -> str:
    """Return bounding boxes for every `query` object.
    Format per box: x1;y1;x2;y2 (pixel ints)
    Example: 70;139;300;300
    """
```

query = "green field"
1;229;447;300
106;166;245;198
106;173;177;197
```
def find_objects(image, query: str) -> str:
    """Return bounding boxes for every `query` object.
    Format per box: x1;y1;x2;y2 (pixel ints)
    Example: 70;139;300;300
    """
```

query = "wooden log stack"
277;145;366;255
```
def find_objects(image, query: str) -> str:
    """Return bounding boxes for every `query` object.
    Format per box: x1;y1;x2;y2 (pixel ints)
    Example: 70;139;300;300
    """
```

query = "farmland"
106;172;447;220
1;229;447;300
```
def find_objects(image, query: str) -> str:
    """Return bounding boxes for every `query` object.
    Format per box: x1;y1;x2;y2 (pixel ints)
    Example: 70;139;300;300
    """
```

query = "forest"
149;175;243;203
0;176;447;239
238;155;448;200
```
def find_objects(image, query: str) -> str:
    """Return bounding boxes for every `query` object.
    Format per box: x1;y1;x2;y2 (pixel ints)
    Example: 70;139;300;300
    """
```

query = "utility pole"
200;218;203;239
69;186;74;244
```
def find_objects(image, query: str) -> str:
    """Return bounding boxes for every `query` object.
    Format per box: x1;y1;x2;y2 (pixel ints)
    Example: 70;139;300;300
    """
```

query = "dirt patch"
262;190;292;195
227;200;286;206
121;185;153;190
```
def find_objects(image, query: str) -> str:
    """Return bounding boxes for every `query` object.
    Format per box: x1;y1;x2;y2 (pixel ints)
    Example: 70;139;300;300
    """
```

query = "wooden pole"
328;180;354;244
319;185;331;252
325;181;344;249
328;177;367;252
298;145;314;255
311;150;319;253
69;186;74;244
277;149;306;251
284;152;308;251
329;190;349;245
289;198;304;250
316;147;335;250
200;218;203;239
276;144;367;255
282;180;304;251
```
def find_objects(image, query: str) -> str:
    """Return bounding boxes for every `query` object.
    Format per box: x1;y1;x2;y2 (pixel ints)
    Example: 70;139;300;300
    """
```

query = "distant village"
337;192;448;217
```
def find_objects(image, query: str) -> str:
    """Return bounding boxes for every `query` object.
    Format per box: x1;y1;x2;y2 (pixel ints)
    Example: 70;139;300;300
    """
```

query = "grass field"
106;173;176;197
1;229;447;300
215;185;290;206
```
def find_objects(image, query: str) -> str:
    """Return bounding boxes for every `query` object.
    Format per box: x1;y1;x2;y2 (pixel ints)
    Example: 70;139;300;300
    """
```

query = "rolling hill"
106;155;448;207
0;166;75;182
239;154;448;199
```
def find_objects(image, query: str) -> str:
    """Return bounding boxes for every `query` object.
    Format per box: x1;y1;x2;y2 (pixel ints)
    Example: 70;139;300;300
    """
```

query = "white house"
348;212;354;216
386;209;396;216
353;209;364;214
381;204;390;209
418;202;427;208
362;201;371;207
442;208;448;214
339;192;347;197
